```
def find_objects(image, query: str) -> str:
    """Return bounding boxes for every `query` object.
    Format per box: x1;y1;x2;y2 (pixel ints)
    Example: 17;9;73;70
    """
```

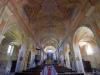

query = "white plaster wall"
81;45;100;68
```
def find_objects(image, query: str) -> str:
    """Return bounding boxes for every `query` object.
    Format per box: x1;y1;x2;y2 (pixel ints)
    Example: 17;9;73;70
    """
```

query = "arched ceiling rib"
74;27;96;45
7;0;100;48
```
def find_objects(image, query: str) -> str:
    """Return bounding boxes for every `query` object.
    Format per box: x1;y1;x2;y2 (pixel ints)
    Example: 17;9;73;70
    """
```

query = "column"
69;37;85;73
65;51;71;68
40;50;44;65
29;51;35;68
15;43;27;72
5;44;14;74
73;43;85;73
5;54;12;74
22;50;30;70
69;40;76;71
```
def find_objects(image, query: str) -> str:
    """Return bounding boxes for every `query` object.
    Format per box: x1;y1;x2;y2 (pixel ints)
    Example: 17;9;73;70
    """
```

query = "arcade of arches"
0;0;100;75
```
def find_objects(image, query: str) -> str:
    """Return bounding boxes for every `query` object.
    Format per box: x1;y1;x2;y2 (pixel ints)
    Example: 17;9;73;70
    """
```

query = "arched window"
7;44;14;56
73;26;100;69
44;46;56;53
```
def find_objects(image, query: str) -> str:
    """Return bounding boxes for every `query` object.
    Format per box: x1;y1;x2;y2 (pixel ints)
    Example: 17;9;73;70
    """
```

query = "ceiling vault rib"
4;0;97;48
0;0;9;18
8;0;34;38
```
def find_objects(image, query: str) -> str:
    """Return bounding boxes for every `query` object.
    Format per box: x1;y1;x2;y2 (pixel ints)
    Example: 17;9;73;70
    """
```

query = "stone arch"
39;33;59;49
73;26;100;72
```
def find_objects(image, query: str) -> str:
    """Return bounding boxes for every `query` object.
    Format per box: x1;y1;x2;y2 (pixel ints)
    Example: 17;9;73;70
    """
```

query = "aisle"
40;65;57;75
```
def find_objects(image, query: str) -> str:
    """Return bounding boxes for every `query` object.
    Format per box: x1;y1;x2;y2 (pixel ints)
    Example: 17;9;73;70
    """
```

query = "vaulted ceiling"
8;0;86;45
0;0;100;60
0;0;98;48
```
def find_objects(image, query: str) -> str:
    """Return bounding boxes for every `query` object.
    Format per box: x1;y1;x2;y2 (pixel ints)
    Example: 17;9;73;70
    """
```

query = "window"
7;44;14;56
86;44;93;55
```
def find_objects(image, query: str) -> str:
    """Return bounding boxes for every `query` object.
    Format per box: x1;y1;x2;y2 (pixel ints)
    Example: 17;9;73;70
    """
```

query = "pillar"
22;50;30;70
40;50;45;64
65;51;71;68
29;51;36;68
69;37;85;73
15;43;27;72
69;39;76;71
5;44;14;74
73;43;85;73
5;55;12;74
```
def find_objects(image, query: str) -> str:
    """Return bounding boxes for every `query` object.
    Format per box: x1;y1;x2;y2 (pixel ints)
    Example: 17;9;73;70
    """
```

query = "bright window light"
7;44;14;56
86;44;93;55
47;49;54;53
44;46;56;53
